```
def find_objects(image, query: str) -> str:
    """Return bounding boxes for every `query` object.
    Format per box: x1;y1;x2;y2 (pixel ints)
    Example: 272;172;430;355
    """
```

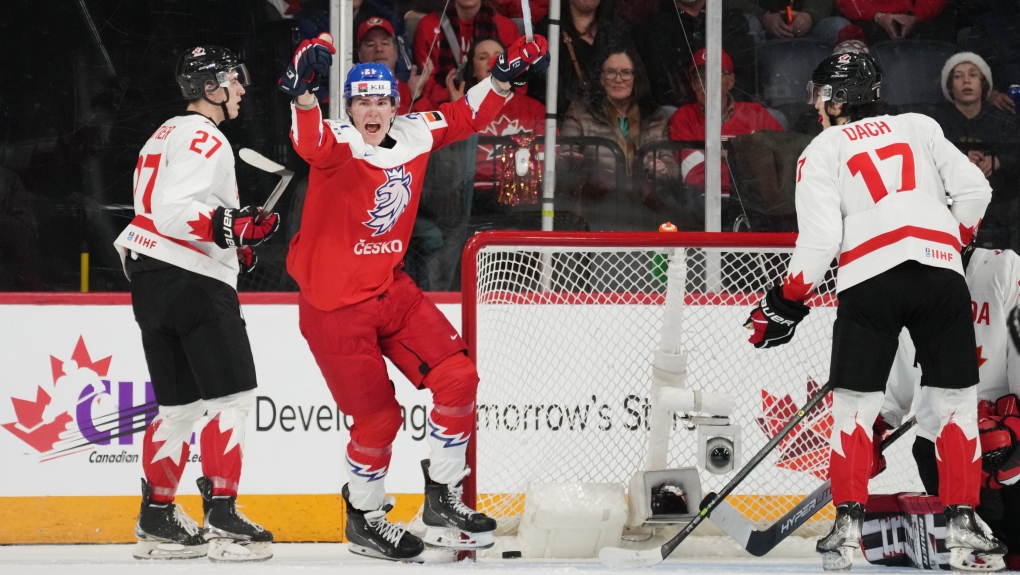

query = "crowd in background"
0;0;1018;292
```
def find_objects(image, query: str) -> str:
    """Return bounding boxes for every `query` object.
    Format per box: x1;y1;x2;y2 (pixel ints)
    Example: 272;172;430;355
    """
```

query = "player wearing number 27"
744;51;1006;572
113;46;279;562
279;33;548;561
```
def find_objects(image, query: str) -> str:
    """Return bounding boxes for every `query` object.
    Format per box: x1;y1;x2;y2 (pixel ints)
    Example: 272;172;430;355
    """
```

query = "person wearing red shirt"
278;33;548;562
669;48;783;226
835;0;954;43
413;0;520;110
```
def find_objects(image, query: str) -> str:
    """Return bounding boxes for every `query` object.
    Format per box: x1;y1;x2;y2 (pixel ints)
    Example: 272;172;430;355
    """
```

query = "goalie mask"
807;51;882;106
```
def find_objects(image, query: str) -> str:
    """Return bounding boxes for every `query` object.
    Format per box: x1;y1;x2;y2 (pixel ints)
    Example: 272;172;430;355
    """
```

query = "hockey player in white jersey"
112;46;279;562
744;51;1004;571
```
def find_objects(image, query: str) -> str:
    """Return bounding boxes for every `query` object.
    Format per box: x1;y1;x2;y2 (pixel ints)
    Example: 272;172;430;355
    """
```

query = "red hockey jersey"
288;78;511;311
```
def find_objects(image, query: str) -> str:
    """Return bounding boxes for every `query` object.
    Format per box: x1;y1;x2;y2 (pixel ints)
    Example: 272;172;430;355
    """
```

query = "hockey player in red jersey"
743;51;1005;572
278;33;548;561
113;46;278;562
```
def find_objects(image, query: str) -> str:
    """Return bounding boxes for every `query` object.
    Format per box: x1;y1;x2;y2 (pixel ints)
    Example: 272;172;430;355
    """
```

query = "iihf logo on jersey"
364;167;412;236
1;336;156;463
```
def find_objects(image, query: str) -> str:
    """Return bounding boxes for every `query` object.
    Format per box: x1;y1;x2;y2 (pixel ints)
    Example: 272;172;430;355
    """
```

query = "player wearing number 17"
744;51;1004;572
280;33;548;561
113;46;278;562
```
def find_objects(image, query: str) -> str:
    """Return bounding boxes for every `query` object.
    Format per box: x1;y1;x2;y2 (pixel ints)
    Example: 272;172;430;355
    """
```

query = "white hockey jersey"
113;113;240;288
883;248;1020;440
786;113;991;299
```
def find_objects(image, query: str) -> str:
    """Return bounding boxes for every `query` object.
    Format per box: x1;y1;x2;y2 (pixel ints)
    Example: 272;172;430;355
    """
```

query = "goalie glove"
744;285;810;349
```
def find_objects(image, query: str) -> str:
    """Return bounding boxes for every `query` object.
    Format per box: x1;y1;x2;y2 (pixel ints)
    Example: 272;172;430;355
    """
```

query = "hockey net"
461;231;921;538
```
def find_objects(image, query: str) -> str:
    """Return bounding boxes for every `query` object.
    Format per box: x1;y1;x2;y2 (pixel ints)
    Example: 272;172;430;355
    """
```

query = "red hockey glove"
491;35;549;86
279;33;336;97
744;285;810;349
237;246;257;274
869;415;895;478
212;206;281;249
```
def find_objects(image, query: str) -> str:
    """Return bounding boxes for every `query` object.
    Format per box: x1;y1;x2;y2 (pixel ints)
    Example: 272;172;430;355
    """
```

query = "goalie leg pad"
829;389;884;506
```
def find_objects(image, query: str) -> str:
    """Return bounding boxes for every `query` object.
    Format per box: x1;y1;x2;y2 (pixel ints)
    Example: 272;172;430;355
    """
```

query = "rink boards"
0;293;894;544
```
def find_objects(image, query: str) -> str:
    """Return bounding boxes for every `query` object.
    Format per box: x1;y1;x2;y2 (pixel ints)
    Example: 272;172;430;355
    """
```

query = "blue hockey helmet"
344;63;400;110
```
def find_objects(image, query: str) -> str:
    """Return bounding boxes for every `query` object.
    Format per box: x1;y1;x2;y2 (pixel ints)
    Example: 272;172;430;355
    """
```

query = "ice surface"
0;538;924;574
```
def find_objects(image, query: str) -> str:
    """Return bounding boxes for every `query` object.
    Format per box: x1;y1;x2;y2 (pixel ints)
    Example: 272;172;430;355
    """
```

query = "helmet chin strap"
201;87;231;124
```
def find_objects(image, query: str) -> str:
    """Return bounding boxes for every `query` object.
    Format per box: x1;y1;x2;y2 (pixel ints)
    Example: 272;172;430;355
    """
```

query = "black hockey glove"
744;285;810;349
490;35;549;87
211;206;281;249
237;246;257;274
279;33;336;97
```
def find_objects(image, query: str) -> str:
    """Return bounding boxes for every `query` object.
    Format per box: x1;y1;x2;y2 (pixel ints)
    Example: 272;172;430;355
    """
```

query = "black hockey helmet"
176;45;250;101
807;51;882;105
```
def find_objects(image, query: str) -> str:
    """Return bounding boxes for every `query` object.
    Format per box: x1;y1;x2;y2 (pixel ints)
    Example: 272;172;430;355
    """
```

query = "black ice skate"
196;476;273;562
342;483;425;562
816;501;864;571
421;459;497;550
133;478;207;560
944;505;1006;572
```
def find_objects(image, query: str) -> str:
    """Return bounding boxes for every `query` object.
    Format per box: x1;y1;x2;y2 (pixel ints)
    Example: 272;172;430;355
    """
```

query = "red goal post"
459;231;920;537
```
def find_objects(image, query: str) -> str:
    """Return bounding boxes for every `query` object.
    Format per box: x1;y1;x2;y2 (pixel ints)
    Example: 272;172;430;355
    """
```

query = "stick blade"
598;545;664;568
238;148;290;176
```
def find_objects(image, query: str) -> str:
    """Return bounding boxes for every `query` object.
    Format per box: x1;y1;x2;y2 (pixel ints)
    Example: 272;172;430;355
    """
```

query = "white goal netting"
462;231;922;537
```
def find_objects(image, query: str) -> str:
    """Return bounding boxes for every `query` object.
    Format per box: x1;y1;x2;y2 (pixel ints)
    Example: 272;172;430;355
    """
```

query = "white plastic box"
516;482;629;558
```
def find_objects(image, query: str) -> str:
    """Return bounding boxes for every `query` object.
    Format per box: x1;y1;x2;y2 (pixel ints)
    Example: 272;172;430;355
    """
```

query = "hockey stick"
238;148;294;224
599;379;836;568
710;415;917;556
520;0;533;41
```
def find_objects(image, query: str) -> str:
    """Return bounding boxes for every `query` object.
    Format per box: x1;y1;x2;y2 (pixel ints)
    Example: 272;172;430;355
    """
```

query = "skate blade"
348;543;424;563
949;548;1005;572
820;548;854;572
132;540;207;560
206;539;273;562
423;526;494;550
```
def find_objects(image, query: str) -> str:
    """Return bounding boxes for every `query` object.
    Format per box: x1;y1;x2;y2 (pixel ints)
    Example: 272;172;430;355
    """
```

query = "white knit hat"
940;52;993;102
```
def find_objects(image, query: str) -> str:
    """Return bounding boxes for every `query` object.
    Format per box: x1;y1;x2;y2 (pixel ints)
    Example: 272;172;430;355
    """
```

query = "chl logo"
364;167;412;236
1;336;156;462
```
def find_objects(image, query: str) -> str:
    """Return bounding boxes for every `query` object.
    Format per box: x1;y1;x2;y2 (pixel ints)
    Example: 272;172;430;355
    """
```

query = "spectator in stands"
965;0;1020;115
725;0;850;45
835;0;956;44
632;0;755;108
560;44;674;230
492;0;549;22
356;16;430;113
446;37;546;213
412;0;519;109
668;48;783;228
933;52;1020;251
528;0;626;116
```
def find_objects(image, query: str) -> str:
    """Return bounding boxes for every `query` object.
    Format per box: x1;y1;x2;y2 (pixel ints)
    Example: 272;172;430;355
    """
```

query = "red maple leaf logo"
2;336;112;454
756;378;833;480
782;271;814;303
977;345;987;369
186;209;215;241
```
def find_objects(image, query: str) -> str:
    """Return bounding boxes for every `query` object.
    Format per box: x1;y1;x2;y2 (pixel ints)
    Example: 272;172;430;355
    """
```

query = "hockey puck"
700;492;718;511
502;551;522;559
